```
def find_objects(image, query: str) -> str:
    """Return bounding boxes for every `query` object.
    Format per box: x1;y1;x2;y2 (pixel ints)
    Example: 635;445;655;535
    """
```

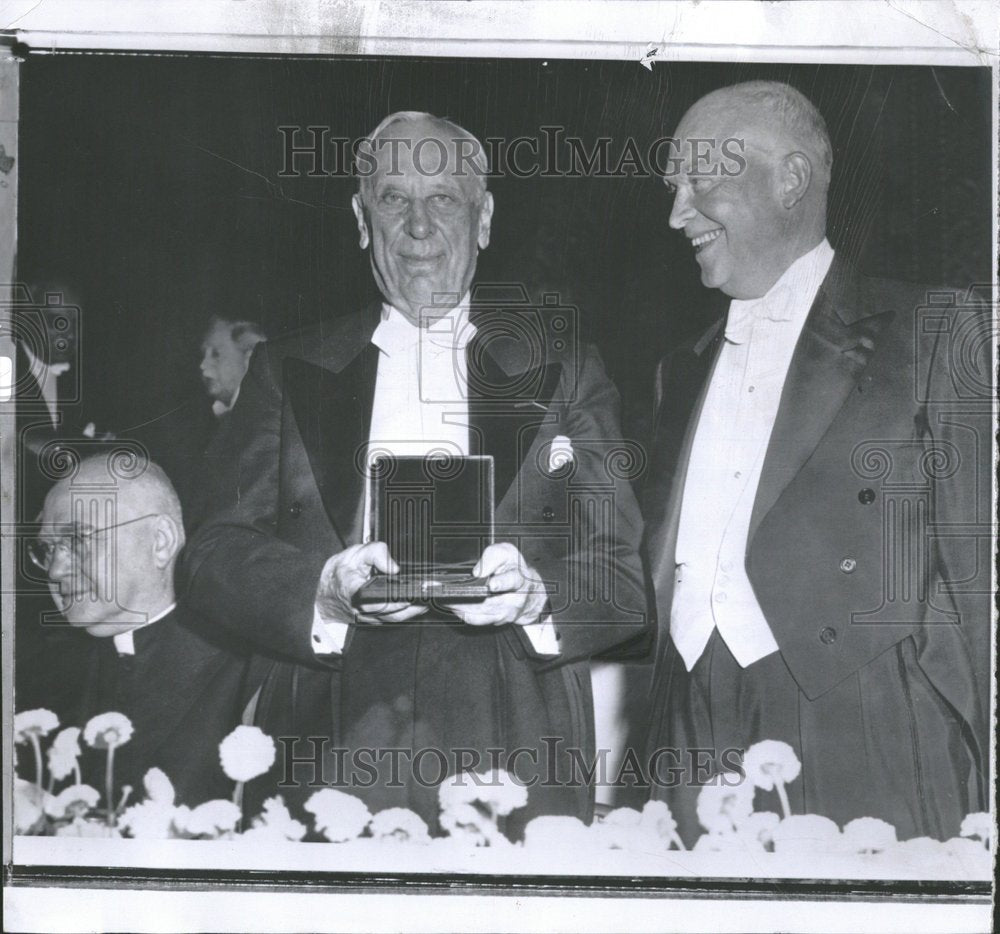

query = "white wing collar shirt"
670;238;836;671
312;296;558;655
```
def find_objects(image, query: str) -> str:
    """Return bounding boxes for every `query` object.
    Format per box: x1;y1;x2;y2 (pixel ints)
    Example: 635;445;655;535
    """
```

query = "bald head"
680;81;832;193
667;81;831;298
38;455;184;636
351;111;494;323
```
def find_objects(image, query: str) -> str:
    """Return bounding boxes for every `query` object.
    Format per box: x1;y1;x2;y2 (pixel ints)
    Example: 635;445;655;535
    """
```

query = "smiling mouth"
399;254;443;269
690;228;723;253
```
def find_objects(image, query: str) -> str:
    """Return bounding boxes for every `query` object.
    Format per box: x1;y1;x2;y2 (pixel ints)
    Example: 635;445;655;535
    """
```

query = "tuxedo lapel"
284;309;380;542
644;322;724;588
748;262;890;540
466;324;562;503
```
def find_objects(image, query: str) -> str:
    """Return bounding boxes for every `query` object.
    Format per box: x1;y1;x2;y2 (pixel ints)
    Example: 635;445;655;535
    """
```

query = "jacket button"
819;626;837;645
858;488;876;505
542;506;555;521
288;502;303;517
839;556;857;573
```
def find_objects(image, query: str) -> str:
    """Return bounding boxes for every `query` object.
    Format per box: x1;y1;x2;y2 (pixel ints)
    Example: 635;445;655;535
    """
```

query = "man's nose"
668;187;697;230
46;543;74;582
405;198;432;239
199;355;211;374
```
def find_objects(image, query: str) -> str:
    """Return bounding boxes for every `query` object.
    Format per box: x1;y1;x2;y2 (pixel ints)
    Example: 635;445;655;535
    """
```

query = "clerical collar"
372;293;476;357
112;602;177;656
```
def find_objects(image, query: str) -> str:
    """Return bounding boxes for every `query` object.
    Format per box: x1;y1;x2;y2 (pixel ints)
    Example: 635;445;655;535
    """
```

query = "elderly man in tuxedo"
644;81;990;844
182;112;647;833
32;455;255;805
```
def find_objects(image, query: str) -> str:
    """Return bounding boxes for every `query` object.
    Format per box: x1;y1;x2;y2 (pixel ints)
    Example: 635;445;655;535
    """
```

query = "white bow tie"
725;285;792;345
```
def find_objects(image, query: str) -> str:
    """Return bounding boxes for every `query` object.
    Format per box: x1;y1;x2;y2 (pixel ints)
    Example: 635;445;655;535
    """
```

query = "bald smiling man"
643;81;990;844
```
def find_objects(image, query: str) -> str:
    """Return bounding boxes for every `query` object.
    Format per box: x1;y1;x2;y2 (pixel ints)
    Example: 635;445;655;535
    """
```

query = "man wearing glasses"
28;455;256;806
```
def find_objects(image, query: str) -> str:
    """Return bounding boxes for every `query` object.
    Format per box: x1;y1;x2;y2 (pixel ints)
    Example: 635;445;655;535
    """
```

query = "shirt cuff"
521;614;560;656
311;604;350;655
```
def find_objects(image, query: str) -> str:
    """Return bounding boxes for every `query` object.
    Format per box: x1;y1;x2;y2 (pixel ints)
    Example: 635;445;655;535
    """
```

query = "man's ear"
779;152;812;209
152;515;183;569
351;193;370;249
477;191;494;250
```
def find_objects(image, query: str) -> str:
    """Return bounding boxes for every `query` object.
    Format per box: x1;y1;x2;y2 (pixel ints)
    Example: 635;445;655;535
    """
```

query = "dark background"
17;56;993;445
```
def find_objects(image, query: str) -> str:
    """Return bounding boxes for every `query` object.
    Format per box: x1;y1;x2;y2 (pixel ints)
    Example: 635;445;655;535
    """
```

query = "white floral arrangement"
12;710;994;875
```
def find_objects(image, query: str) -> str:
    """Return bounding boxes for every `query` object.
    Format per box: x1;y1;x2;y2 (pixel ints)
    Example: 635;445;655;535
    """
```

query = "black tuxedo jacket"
181;302;648;830
644;259;990;784
76;608;256;807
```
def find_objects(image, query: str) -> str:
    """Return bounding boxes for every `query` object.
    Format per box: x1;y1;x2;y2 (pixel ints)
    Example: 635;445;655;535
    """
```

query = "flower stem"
105;744;116;827
29;734;44;791
232;782;243;834
775;780;791;820
73;762;82;786
669;830;687;851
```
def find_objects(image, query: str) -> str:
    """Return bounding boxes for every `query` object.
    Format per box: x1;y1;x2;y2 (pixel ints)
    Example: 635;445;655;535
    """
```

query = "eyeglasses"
28;513;159;572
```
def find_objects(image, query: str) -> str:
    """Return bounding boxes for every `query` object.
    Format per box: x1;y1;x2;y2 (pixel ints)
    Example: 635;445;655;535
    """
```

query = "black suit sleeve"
516;345;650;667
178;345;329;667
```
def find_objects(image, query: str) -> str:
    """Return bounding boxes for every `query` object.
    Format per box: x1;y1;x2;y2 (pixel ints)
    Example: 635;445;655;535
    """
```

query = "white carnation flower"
119;801;178;839
304;788;371;842
771;814;841;855
44;783;100;820
474;768;529;816
639;799;685;850
604;807;643;827
695;774;755;833
46;727;82;782
241;796;307;842
438;769;527;818
83;712;134;749
218;726;277;783
440;803;495;847
179;799;242;837
142;767;176;805
842;817;897;854
742;740;802;792
14;778;45;833
943;836;990;863
959;812;991;846
14;708;60;743
891;836;947;859
735;811;781;850
370;807;432;844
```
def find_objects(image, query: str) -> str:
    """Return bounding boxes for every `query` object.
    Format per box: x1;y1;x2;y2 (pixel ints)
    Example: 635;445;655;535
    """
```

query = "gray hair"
356;111;489;202
719;81;833;188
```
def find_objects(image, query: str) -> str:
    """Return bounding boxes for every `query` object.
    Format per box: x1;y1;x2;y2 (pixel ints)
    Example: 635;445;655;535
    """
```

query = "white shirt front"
312;299;558;656
670;239;835;671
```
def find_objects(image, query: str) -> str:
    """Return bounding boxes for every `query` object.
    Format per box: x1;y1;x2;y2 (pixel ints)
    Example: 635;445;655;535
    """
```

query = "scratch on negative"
180;136;349;212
